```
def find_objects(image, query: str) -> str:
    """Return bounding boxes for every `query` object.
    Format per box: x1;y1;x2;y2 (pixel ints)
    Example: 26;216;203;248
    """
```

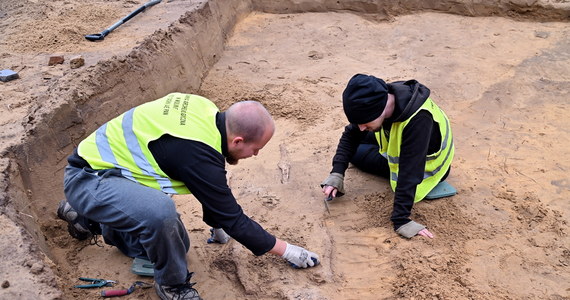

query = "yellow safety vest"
77;93;222;194
375;98;454;202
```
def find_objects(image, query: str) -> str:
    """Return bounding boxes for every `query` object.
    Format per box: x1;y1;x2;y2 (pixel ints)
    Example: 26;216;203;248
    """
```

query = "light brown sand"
1;1;568;299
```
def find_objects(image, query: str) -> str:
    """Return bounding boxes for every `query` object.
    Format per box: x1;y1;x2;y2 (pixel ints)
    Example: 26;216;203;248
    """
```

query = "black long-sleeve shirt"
68;112;276;256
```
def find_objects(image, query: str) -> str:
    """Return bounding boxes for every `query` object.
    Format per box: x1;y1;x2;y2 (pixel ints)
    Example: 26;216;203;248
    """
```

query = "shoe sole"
57;200;91;240
154;282;203;300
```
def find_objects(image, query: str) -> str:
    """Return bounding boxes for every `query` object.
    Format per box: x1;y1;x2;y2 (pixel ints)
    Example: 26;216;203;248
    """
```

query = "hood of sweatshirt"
387;80;431;123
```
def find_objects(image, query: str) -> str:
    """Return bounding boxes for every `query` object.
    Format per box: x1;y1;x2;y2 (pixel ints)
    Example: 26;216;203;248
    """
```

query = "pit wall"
2;0;570;286
253;0;570;21
5;0;254;258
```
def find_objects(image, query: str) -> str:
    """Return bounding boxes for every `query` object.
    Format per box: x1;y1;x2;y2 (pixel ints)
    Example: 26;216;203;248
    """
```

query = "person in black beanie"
321;74;455;238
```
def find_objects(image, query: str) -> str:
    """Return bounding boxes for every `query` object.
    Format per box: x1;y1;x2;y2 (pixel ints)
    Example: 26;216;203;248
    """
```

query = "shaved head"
225;101;275;142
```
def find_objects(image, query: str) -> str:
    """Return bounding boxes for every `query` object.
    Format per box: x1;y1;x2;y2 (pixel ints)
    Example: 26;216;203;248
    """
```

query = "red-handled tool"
101;289;130;297
101;281;152;297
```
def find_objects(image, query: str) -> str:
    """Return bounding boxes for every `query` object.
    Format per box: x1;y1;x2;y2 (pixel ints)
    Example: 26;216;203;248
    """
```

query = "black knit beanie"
342;74;388;124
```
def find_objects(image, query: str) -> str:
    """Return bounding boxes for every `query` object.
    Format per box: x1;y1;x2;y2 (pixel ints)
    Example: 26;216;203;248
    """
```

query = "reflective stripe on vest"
78;93;222;194
376;98;454;202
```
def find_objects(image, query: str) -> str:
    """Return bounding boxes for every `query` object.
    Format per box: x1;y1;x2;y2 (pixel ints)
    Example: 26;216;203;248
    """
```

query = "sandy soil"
1;1;569;299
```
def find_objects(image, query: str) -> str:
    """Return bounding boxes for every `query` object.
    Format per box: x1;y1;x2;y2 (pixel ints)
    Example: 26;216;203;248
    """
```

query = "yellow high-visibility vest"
375;98;454;202
78;93;222;194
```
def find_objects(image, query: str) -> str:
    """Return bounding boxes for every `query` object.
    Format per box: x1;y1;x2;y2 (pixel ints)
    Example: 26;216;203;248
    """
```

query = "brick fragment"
48;55;65;66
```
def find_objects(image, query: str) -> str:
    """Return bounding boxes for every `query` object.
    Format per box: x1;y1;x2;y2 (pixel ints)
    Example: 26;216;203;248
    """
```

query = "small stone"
534;31;550;39
0;69;19;82
69;55;85;69
1;280;9;288
30;262;44;274
310;272;326;284
48;55;65;66
308;50;324;60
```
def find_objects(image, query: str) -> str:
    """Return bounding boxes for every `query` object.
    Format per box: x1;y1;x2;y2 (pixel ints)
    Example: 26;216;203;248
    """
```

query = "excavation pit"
1;1;569;299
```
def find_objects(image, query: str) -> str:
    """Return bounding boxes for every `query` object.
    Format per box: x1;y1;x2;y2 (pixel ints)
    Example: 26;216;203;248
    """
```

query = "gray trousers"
63;165;190;285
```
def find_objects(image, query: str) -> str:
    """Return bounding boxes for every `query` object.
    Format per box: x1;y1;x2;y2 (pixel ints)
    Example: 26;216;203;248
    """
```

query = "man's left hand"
417;228;434;239
207;228;231;244
396;220;434;239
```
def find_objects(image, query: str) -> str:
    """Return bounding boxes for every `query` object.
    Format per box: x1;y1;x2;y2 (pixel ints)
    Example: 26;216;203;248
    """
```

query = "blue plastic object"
0;69;19;82
131;258;154;277
425;181;457;200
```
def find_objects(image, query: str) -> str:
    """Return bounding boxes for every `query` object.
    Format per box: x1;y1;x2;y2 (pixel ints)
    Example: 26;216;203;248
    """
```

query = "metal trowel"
324;194;333;214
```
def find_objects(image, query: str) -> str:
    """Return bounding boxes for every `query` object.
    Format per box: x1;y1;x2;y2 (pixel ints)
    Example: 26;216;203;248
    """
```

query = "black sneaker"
155;272;202;300
57;199;92;240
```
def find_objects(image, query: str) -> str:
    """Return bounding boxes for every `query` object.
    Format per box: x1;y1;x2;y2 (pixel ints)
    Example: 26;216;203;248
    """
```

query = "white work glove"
320;172;345;196
207;228;231;244
282;243;320;269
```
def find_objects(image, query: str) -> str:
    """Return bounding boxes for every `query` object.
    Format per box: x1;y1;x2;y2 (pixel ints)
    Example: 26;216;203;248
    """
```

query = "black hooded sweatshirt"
330;80;443;230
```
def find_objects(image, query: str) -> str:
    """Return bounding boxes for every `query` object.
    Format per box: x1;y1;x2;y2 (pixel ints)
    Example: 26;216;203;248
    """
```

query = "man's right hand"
323;185;337;199
320;172;345;197
282;243;320;269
